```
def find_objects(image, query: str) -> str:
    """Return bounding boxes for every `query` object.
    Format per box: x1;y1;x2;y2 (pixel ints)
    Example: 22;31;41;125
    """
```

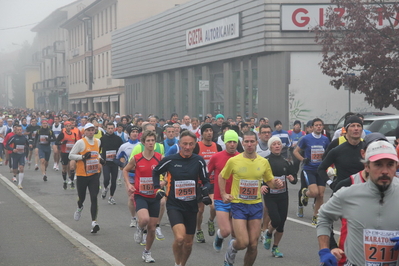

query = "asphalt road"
0;156;340;266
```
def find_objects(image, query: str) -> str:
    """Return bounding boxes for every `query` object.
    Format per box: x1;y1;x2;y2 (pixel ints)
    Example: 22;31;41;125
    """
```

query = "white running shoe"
142;251;155;263
12;177;17;182
91;221;100;233
108;197;116;205
134;227;144;244
74;206;83;221
155;227;165;240
130;217;137;228
140;232;147;246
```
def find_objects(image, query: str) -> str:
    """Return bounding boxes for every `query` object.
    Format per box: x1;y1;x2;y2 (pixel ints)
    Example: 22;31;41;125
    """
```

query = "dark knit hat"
201;124;213;135
344;116;363;129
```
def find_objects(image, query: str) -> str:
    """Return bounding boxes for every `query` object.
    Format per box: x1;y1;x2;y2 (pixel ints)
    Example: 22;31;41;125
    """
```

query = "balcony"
55;76;66;89
43;79;55;90
32;51;43;64
32;81;43;92
42;46;55;59
54;41;65;53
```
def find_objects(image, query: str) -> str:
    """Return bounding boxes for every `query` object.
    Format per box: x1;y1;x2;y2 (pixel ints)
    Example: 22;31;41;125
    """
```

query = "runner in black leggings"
262;136;297;258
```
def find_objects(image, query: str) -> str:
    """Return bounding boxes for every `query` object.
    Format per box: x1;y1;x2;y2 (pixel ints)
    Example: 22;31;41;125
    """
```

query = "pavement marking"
0;174;125;266
287;216;341;235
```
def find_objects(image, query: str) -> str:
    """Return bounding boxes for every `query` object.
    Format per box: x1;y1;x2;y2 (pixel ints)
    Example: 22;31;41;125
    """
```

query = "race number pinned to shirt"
175;180;196;201
16;145;25;154
270;176;287;194
239;179;259;200
363;229;399;266
86;151;99;174
139;177;154;195
106;150;116;161
310;145;324;163
39;135;49;144
65;142;74;153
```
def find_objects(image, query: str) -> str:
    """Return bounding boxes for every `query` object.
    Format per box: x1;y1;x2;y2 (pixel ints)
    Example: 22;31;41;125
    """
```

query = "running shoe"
300;188;309;207
140;231;147;246
43;175;47;181
196;230;205;243
101;188;108;199
155;226;165;240
71;181;75;189
224;239;237;265
297;206;304;218
91;221;100;233
130;217;138;228
272;246;283;258
134;227;144;244
142;251;155;263
63;182;67;190
213;234;224;252
74;206;84;221
260;230;265;242
12;177;17;182
35;164;39;171
208;220;215;236
67;180;72;185
263;231;272;250
108;197;116;205
53;163;57;170
18;184;23;189
312;216;318;226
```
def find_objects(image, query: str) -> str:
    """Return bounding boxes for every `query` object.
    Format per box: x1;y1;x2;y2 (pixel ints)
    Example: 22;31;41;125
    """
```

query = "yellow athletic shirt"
221;153;274;204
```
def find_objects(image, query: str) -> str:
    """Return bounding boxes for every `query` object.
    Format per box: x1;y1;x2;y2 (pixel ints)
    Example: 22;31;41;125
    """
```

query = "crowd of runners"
2;108;399;266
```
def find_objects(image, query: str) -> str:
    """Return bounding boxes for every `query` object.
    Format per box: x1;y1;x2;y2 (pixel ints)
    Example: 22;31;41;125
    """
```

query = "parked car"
364;115;399;144
334;112;394;131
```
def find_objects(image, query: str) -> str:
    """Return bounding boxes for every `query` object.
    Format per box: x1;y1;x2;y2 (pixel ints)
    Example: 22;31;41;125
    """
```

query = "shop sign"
281;4;399;31
186;14;240;50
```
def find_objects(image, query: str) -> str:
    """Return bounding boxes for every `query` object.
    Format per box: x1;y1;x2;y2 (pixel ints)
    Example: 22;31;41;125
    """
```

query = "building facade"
112;0;398;126
61;0;190;115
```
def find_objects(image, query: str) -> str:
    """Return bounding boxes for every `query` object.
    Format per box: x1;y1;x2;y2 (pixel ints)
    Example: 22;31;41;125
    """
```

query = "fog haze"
0;0;76;52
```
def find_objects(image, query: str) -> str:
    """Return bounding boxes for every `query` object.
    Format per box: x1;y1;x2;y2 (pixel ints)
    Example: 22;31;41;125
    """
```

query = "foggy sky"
0;0;75;53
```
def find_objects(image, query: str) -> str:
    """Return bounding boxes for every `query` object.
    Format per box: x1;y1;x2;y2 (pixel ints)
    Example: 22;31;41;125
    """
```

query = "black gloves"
99;158;106;165
156;189;166;200
82;152;91;160
303;158;310;165
201;187;212;205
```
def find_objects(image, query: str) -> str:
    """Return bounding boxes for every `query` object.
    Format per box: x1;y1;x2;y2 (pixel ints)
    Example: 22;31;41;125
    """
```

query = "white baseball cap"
365;141;398;162
84;123;95;130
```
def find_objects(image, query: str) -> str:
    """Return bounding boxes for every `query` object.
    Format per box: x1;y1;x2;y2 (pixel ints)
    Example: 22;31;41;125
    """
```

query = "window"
105;7;108;34
114;3;117;30
97;14;100;38
106;52;109;76
102;53;104;77
93;56;96;79
110;5;113;31
98;54;101;78
101;11;104;35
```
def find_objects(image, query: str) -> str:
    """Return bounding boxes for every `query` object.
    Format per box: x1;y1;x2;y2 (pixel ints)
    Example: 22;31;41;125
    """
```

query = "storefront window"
252;68;258;117
182;69;188;116
233;71;240;116
169;72;175;113
211;73;224;115
158;73;164;118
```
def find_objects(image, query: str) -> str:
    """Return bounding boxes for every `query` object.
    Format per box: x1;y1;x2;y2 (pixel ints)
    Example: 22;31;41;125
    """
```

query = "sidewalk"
0;174;100;266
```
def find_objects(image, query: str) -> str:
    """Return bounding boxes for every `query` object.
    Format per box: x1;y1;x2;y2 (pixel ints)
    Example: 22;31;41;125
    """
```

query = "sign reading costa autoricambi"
185;14;240;50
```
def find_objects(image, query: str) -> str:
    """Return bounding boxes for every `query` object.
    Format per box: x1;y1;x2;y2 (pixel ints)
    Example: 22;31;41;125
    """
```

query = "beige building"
61;0;190;115
31;0;95;111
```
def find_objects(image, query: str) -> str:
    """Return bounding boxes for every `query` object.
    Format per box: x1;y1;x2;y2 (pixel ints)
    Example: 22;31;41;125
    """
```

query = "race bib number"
32;131;37;138
239;179;259;200
310;145;324;163
139;177;154;195
364;229;399;266
85;152;99;174
106;150;116;161
270;176;287;194
175;180;196;201
16;145;25;154
39;135;48;144
65;142;74;153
